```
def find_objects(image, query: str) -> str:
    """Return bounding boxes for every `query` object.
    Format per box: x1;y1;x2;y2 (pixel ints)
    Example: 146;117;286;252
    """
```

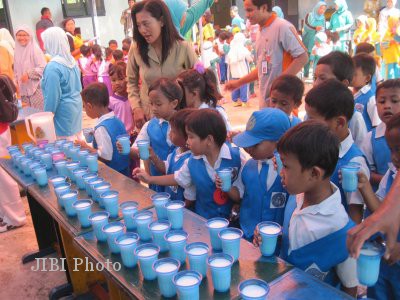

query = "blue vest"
331;143;366;211
93;117;130;176
240;159;288;239
146;118;176;192
354;88;374;131
165;149;192;201
187;144;241;219
371;128;391;176
290;116;301;128
281;196;355;285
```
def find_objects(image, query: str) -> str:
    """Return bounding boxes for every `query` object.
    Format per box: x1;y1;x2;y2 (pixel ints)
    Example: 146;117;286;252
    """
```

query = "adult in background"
121;0;135;39
231;5;246;31
302;1;327;78
0;28;15;80
41;27;82;139
327;0;354;53
379;0;400;37
272;6;284;19
14;26;46;110
226;0;308;109
62;18;84;60
35;7;54;51
127;0;197;128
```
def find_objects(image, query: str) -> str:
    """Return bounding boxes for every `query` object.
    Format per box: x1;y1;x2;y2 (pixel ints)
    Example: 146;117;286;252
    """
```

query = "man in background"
36;7;54;51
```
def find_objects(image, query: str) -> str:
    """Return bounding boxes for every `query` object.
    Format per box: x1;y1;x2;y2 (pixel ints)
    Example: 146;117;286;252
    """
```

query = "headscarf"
308;1;327;25
0;28;15;57
384;15;400;40
226;32;248;64
272;6;284;19
363;18;381;43
41;27;76;68
164;0;188;34
353;15;368;44
334;0;348;14
14;26;47;96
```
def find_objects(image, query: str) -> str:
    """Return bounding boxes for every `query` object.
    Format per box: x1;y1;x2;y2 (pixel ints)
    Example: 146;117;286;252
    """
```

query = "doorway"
0;0;12;31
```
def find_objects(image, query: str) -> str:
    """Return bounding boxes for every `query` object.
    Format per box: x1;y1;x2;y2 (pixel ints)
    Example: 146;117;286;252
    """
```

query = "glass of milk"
185;242;209;277
238;278;270;300
88;177;104;198
73;167;89;190
134;243;160;280
89;211;110;242
116;232;140;268
217;168;232;192
207;253;234;292
165;200;185;230
219;228;243;262
102;221;125;254
120;201;139;231
206;217;229;251
100;190;119;218
165;230;188;264
54;183;71;208
151;192;170;220
173;270;203;300
86;153;98;173
257;221;282;256
82;173;98;196
72;199;93;228
60;190;78;217
153;257;181;298
149;220;171;253
133;210;154;242
54;159;68;177
49;175;67;189
357;242;384;286
33;165;48;187
341;162;361;192
94;182;111;207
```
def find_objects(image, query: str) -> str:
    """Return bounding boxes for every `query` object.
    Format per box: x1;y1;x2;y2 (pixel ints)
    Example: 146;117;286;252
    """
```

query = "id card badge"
261;60;269;74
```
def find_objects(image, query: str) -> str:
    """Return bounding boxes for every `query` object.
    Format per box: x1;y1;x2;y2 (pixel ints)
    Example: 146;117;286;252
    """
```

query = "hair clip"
194;61;205;75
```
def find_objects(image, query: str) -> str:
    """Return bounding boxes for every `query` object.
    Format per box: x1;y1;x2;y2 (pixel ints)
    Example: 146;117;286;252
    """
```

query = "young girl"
353;15;368;46
177;65;232;131
98;47;112;95
381;15;400;79
121;78;182;192
79;45;97;88
133;109;244;219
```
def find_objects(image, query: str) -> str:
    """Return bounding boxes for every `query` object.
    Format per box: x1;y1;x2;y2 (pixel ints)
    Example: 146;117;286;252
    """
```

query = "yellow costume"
72;35;83;60
381;16;400;78
353;15;368;45
362;18;381;45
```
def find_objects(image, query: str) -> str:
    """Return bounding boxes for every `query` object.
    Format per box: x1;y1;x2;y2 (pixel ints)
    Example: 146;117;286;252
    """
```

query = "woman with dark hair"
127;0;197;129
62;17;84;60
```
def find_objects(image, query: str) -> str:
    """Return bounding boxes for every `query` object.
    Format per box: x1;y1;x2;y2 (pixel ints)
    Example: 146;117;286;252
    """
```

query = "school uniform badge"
355;103;364;113
214;189;229;205
270;192;286;208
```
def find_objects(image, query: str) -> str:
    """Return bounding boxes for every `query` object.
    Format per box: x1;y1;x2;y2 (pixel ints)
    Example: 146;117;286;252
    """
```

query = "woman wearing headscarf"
14;26;46;110
362;18;381;47
302;1;327;78
272;6;284;19
381;15;400;79
327;0;354;53
0;28;15;80
353;15;368;46
379;0;400;37
41;27;82;139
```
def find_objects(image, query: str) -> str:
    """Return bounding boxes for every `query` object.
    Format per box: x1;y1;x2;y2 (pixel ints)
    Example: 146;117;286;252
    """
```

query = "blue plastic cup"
11;152;23;166
185;242;209;277
165;230;188;264
165;200;184;230
60;190;78;217
341;162;361;192
151;192;170;220
54;159;68;177
21;158;33;176
78;150;90;167
30;163;45;180
94;182;112;205
40;153;53;170
133;211;153;242
28;161;41;177
116;233;140;268
136;140;150;160
49;175;67;189
219;228;243;262
135;243;160;280
27;146;39;158
101;190;119;218
62;141;74;158
153;257;181;298
89;211;109;242
54;183;71;208
274;152;283;175
33;149;45;161
22;143;33;153
7;145;19;154
66;161;80;182
15;154;26;172
117;134;131;155
54;139;66;149
83;173;98;196
149;220;171;253
257;221;282;257
86;154;98;173
173;270;202;300
89;178;105;199
73;199;93;228
238;278;270;300
82;128;94;143
102;221;125;254
73;167;88;190
207;253;234;293
120;201;139;231
69;146;81;161
357;242;384;286
218;168;232;192
206;218;229;251
33;166;48;187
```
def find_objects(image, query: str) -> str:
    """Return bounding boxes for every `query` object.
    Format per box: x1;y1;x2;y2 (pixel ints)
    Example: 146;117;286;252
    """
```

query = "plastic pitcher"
25;112;56;143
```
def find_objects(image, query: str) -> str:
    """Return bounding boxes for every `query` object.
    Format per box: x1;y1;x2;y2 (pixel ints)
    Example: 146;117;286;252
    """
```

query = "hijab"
42;27;76;68
272;6;284;19
308;1;327;25
226;32;248;64
14;26;47;96
164;0;188;34
0;28;15;57
334;0;348;14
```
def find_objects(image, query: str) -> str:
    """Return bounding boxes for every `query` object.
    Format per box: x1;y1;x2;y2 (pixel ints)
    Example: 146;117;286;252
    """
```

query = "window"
62;0;106;18
0;0;12;32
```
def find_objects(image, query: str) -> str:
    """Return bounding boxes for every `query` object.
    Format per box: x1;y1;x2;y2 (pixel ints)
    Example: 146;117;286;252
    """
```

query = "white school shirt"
174;143;246;201
376;164;397;201
199;102;232;131
348;111;368;148
340;132;370;205
354;85;381;128
233;158;277;198
132;118;172;148
289;184;358;288
360;122;386;172
94;111;115;161
164;149;191;173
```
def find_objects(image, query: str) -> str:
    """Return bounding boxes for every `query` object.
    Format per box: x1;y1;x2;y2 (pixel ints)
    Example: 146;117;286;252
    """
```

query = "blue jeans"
231;81;249;103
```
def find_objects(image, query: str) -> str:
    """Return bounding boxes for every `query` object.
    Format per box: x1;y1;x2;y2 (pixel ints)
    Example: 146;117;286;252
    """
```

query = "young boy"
133;109;245;220
269;74;304;127
352;53;381;132
80;82;129;175
361;79;400;190
256;120;358;296
357;113;400;299
305;79;370;224
355;42;383;92
220;108;290;240
314;51;368;148
108;39;118;51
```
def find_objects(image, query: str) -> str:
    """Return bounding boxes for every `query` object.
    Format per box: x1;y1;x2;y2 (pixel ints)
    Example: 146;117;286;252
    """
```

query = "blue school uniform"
93;117;129;176
187;143;241;219
354;85;375;131
371;128;391;177
289;115;301;128
147;118;176;192
239;159;288;239
281;196;354;285
165;149;191;201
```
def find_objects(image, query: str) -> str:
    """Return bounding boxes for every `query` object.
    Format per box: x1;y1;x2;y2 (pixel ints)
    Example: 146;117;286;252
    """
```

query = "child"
255;120;358;296
353;15;368;46
310;32;332;73
77;45;91;77
80;82;130;175
269;74;304;127
124;78;182;192
352;53;381;131
220;108;290;240
178;66;232;131
305;79;370;224
357;113;400;299
314;51;368;148
112;50;124;64
108;39;118;51
381;15;400;79
355;42;383;93
361;79;400;190
80;45;97;88
94;46;112;96
214;31;227;83
245;40;257;98
134;109;244;219
122;38;132;63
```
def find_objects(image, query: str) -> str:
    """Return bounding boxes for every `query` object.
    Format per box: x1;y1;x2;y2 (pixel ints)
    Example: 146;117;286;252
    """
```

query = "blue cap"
233;108;291;147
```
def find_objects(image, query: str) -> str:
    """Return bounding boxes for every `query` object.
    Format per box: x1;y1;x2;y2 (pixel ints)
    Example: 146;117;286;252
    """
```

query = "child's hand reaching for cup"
253;228;261;247
215;175;223;190
132;168;151;184
116;140;123;153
